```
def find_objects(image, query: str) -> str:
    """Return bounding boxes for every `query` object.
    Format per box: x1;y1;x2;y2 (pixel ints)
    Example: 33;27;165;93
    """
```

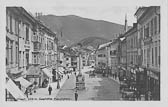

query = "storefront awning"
14;77;32;88
42;68;53;78
6;78;27;100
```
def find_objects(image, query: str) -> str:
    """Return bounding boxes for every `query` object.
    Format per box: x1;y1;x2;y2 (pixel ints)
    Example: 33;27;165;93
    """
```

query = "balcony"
24;41;30;49
33;48;40;53
32;34;41;43
33;42;41;53
143;37;152;45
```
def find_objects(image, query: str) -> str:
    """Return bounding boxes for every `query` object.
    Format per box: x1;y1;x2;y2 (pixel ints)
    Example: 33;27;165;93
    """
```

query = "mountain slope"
38;15;129;46
73;36;109;49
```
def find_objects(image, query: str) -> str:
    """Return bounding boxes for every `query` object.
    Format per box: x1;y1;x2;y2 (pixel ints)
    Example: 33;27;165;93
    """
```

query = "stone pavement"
55;67;122;101
28;74;69;100
55;73;76;101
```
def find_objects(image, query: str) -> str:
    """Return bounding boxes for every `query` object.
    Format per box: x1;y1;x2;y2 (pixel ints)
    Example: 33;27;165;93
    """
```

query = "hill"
38;15;130;46
72;36;109;49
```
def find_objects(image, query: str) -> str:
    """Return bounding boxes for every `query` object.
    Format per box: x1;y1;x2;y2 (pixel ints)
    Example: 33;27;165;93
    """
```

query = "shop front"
26;65;42;88
42;68;53;83
118;65;127;81
136;67;147;100
6;76;28;101
146;68;160;100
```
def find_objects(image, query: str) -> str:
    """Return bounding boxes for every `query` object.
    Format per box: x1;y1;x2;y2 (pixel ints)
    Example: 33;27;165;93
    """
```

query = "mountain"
72;36;109;49
38;15;130;46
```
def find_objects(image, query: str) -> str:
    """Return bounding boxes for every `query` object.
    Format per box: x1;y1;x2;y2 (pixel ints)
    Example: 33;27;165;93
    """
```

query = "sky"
3;0;163;26
24;5;137;26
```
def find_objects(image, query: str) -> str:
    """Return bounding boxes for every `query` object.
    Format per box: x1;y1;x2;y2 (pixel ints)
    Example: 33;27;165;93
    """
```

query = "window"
6;12;10;32
159;14;160;33
154;16;157;34
147;48;150;66
98;54;102;57
34;54;37;64
16;44;18;64
144;23;149;38
159;45;160;66
110;50;117;55
25;50;29;67
132;38;134;48
151;19;154;36
143;49;146;65
155;46;157;66
19;51;21;67
140;28;143;39
10;41;13;64
34;42;38;50
26;25;29;41
15;19;19;35
143;26;145;39
152;48;154;65
9;15;12;33
131;54;133;64
6;39;9;65
98;54;106;57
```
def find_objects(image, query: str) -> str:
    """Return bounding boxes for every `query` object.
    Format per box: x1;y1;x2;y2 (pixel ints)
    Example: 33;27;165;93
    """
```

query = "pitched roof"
98;41;112;50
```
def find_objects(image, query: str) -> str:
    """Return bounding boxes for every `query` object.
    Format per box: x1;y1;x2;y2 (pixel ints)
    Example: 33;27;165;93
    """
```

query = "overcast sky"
3;0;163;26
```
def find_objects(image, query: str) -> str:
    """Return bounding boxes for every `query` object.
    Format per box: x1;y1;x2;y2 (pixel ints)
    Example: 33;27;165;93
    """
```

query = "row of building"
95;6;160;100
5;7;78;101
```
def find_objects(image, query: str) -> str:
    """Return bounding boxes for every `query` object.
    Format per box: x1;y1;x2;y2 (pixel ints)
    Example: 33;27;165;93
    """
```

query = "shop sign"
26;75;39;78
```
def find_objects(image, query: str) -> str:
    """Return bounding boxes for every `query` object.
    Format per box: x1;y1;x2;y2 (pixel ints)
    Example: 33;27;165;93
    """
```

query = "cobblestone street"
55;67;121;101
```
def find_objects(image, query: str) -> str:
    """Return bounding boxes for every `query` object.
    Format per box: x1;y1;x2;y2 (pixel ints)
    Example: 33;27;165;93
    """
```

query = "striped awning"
6;77;27;100
14;77;32;88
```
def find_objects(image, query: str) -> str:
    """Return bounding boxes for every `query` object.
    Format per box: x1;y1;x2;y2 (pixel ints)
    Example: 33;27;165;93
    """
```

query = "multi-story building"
118;36;127;79
124;23;139;79
29;19;57;85
6;7;37;101
88;52;96;67
6;7;20;78
6;7;58;101
126;23;138;66
107;39;119;75
96;42;111;68
135;6;160;100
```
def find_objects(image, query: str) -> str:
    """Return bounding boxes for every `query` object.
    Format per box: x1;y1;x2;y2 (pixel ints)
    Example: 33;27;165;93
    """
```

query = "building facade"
6;7;58;101
135;6;160;100
107;40;119;75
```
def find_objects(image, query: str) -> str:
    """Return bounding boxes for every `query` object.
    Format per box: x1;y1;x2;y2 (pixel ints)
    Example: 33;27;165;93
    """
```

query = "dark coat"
48;86;52;92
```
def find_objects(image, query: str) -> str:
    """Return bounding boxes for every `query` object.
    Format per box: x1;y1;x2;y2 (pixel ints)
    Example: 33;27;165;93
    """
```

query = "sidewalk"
28;74;68;100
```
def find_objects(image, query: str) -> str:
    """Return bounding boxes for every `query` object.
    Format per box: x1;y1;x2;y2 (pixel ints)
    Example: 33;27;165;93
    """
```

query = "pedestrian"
25;88;29;98
48;85;52;95
67;74;69;79
75;90;78;101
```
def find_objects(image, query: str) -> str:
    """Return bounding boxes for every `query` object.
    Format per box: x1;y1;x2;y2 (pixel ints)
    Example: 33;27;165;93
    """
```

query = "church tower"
124;14;128;33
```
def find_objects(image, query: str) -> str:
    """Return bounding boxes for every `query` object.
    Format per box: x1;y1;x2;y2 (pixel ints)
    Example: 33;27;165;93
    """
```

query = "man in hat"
48;85;52;95
74;90;78;101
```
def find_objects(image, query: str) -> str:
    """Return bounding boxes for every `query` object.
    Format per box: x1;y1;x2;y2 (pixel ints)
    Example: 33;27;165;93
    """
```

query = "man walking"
48;85;52;95
75;90;78;101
